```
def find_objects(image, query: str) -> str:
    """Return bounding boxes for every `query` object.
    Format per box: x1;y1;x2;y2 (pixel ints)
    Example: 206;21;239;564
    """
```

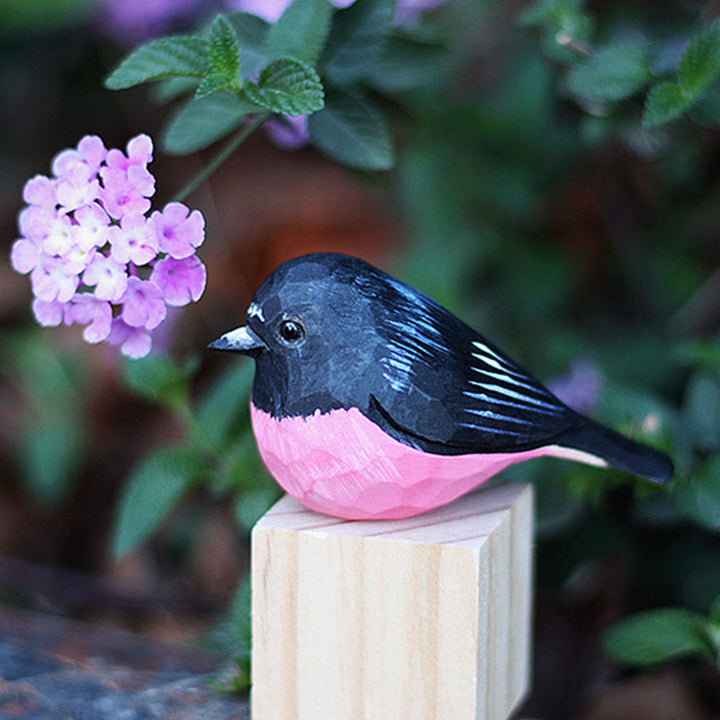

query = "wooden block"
251;482;533;720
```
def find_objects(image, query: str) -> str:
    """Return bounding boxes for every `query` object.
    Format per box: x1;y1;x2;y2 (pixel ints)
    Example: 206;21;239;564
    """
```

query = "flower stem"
173;112;271;203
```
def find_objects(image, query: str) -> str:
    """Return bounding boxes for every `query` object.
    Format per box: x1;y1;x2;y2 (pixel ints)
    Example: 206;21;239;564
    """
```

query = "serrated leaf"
673;457;720;532
112;446;205;557
322;0;394;84
267;0;333;64
123;354;191;406
163;92;260;155
567;37;651;103
209;14;241;83
604;608;709;665
643;80;692;127
308;91;393;170
244;59;324;116
227;12;271;78
105;36;209;90
197;360;254;448
679;21;720;96
196;72;236;99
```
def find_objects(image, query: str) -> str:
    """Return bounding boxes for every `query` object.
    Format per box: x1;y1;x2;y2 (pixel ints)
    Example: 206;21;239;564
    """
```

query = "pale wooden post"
251;482;534;720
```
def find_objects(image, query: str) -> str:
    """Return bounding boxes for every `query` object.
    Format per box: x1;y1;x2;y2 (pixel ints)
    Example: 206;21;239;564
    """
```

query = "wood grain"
252;483;533;719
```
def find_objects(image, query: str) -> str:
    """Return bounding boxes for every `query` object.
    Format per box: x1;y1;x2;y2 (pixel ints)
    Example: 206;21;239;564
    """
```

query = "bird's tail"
554;419;673;484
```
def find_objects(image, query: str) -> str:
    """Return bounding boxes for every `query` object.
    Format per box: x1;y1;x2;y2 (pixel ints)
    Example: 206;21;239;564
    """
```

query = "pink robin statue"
210;253;673;520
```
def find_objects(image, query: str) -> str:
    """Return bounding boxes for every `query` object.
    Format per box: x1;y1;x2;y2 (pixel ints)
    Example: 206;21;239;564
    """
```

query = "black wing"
362;276;584;456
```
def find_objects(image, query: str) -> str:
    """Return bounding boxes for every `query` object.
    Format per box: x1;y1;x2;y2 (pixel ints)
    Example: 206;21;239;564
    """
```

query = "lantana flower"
10;134;207;358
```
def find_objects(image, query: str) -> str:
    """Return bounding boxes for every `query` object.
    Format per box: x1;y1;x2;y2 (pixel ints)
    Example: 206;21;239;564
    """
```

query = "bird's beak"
208;325;267;355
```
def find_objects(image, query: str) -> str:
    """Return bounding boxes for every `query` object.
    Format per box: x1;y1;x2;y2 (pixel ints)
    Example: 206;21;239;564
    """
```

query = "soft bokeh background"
1;0;719;717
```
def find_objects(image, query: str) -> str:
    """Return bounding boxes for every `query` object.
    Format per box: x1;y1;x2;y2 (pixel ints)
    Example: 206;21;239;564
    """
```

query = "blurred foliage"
0;333;88;505
604;599;720;667
113;354;278;558
3;0;720;707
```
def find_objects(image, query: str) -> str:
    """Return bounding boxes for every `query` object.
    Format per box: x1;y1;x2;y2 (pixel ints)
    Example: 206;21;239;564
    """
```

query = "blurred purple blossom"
97;0;206;43
548;359;604;415
225;0;355;23
264;115;310;150
395;0;447;26
226;0;446;27
10;134;207;359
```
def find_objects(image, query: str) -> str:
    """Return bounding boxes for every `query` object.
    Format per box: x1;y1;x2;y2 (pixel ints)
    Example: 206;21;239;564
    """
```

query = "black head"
208;252;467;418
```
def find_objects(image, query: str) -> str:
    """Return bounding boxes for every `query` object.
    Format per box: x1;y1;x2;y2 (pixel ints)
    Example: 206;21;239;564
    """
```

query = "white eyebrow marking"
247;302;264;322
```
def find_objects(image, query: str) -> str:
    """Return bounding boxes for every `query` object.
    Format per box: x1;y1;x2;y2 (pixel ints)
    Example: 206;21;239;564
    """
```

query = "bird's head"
209;253;401;417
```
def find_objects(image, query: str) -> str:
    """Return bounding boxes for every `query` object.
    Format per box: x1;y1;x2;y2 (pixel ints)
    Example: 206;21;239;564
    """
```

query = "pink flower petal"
82;254;128;301
77;135;107;172
108;318;152;358
23;175;56;206
32;298;65;326
66;295;113;343
120;276;167;329
126;134;153;165
109;213;158;265
151;202;205;259
10;237;40;274
151;255;206;306
31;258;79;303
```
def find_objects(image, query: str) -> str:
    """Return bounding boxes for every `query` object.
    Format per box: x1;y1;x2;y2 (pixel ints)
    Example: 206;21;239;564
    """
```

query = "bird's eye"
277;317;306;346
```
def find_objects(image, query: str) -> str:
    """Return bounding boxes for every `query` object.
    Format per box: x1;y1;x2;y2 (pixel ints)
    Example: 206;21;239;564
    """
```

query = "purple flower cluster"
11;134;206;358
226;0;446;25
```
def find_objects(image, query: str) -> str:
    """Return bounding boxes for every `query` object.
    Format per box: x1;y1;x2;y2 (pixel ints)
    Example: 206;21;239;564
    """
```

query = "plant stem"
173;112;271;203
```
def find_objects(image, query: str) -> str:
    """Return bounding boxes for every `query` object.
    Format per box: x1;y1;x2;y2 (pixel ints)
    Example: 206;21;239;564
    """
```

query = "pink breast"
250;404;553;520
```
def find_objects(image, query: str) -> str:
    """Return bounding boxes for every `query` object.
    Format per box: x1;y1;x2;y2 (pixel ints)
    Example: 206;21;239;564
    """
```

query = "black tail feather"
557;420;674;484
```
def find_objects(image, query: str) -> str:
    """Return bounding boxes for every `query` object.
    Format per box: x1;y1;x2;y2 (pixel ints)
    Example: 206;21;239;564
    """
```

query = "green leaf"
322;0;394;84
196;72;236;99
105;36;210;90
267;0;334;64
308;91;393;170
235;486;279;531
7;335;87;505
604;608;709;665
520;0;583;26
712;595;720;624
153;77;199;104
567;37;651;103
673;457;720;532
520;0;593;63
162;92;259;155
21;416;83;505
689;75;720;126
643;80;692;127
683;370;720;452
367;34;448;93
244;59;324;116
123;354;192;407
113;446;205;557
678;21;720;97
208;14;241;86
210;575;252;660
227;12;271;78
0;0;90;37
197;360;254;448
